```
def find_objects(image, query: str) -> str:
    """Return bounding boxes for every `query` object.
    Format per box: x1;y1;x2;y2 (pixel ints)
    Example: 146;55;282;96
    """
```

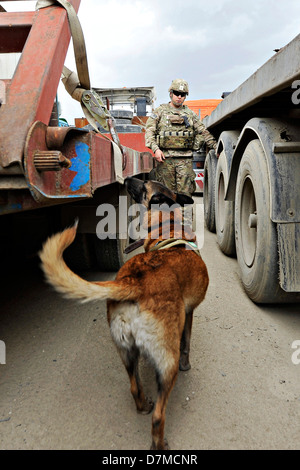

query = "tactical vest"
156;106;195;150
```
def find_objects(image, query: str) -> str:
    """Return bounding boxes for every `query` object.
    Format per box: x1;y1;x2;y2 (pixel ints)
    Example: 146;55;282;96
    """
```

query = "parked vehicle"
0;1;154;271
203;37;300;303
185;99;221;192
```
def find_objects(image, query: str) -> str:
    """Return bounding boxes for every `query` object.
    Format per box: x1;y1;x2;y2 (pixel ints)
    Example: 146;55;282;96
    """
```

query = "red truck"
0;0;154;271
185;98;222;192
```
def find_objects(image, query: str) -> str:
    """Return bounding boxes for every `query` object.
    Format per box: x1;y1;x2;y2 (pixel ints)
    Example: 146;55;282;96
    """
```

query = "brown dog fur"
39;177;209;450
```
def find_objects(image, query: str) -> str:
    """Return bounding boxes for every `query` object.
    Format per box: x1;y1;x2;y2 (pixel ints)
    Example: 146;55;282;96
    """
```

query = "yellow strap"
36;0;124;184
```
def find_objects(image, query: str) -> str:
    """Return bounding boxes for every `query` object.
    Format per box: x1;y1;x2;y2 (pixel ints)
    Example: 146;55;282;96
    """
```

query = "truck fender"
214;130;239;256
225;117;300;224
216;130;240;170
226;117;300;295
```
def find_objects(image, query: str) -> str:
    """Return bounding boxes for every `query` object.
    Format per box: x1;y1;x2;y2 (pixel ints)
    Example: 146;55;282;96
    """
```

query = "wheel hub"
240;176;257;267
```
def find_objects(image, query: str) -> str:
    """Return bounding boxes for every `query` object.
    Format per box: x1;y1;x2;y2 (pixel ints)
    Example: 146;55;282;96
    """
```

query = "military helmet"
169;79;189;95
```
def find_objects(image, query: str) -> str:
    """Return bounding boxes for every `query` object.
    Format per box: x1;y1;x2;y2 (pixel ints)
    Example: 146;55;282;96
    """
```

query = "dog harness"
124;238;201;257
149;238;201;257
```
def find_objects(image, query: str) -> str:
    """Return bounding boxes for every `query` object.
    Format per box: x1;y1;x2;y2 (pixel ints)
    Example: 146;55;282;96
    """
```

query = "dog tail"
39;221;136;303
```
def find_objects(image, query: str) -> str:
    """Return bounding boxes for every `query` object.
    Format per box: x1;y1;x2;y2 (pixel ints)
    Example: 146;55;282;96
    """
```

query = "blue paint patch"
69;142;90;191
0;202;22;215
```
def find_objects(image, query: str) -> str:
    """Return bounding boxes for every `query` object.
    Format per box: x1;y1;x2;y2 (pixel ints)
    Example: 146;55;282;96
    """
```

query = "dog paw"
138;396;154;415
163;439;170;450
150;438;170;450
179;358;191;371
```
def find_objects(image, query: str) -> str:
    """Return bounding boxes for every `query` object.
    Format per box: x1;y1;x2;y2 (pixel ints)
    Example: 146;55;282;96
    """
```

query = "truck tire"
203;149;217;232
64;233;95;272
94;236;130;272
215;151;236;256
235;139;291;303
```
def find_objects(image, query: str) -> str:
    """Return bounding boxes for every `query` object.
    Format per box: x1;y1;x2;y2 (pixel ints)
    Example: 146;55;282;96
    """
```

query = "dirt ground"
0;196;299;450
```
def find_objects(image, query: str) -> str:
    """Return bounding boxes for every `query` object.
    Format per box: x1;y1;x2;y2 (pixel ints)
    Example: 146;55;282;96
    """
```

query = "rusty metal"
0;176;28;190
34;151;71;171
46;126;88;149
0;189;41;215
0;164;23;175
24;121;92;203
0;0;80;168
0;11;34;53
1;118;153;213
90;133;153;190
0;1;155;216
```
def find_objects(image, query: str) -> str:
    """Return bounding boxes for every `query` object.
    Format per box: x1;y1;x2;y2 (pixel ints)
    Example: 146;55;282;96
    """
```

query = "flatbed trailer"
0;1;153;271
203;34;300;303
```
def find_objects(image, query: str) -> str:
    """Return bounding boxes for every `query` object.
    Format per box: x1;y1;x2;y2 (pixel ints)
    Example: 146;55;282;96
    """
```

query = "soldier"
145;79;217;197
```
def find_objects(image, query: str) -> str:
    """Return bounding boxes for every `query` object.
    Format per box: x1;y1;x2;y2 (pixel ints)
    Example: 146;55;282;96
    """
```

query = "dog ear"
149;192;177;207
175;193;194;206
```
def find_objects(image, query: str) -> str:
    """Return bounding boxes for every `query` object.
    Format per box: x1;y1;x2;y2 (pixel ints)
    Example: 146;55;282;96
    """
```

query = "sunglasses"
172;90;187;97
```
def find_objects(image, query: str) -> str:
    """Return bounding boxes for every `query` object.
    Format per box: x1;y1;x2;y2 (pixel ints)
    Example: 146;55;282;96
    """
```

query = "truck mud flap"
277;223;300;293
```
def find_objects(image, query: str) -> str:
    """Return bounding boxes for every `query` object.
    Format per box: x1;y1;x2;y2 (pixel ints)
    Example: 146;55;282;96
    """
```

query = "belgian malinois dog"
39;177;209;450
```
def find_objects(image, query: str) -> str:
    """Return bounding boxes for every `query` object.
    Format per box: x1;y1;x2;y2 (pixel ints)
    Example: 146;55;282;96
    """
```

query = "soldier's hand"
154;149;165;163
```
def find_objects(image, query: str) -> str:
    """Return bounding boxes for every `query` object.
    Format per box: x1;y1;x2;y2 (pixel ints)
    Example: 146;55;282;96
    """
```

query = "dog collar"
123;239;144;254
124;238;201;256
149;238;201;256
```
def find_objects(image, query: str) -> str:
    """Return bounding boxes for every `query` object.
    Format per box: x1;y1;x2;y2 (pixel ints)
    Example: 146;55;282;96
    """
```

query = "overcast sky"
3;0;300;123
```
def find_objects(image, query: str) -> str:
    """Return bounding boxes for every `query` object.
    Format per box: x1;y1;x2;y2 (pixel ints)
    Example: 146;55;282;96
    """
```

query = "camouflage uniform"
145;101;217;196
